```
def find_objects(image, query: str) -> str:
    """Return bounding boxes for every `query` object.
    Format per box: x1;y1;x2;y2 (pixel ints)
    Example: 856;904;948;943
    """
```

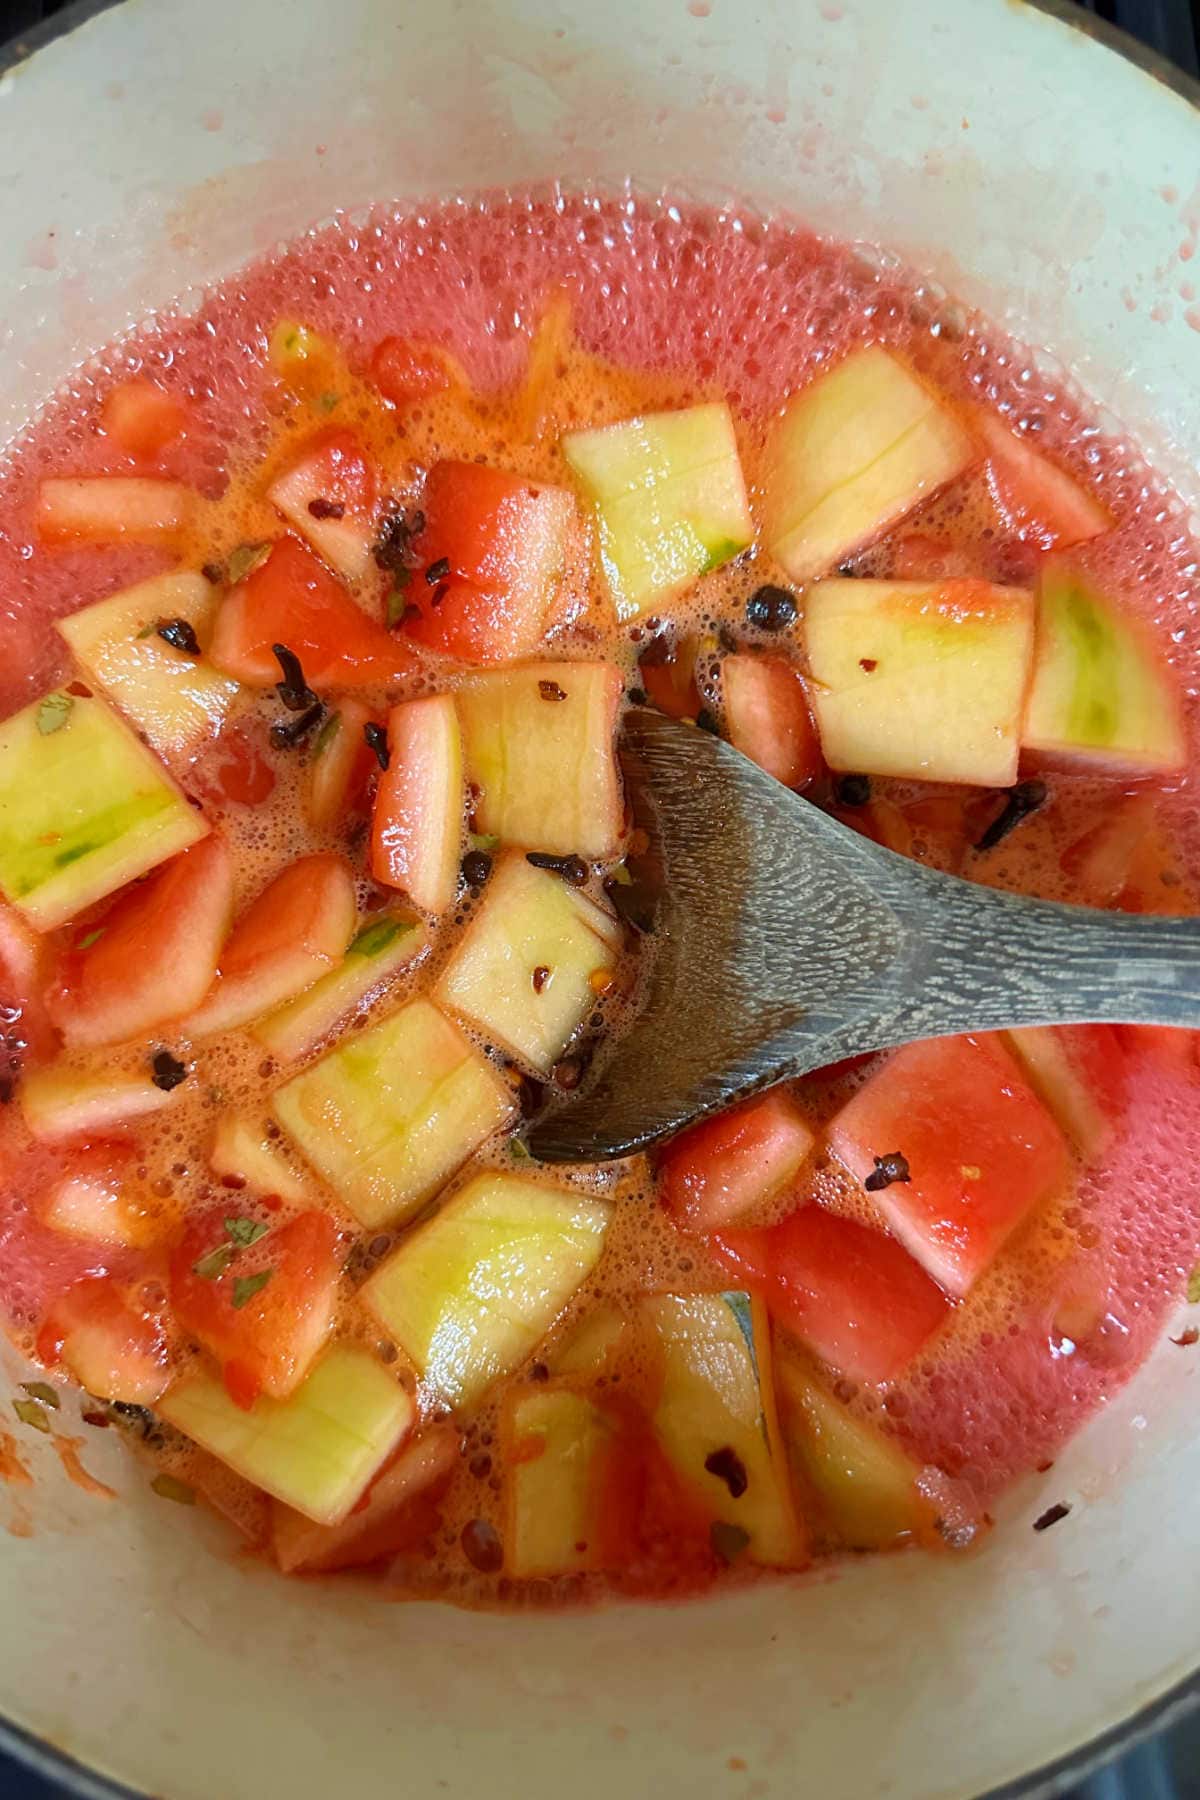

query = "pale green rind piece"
56;572;238;762
271;998;516;1229
506;1386;610;1578
564;402;753;618
22;1066;178;1143
803;577;1035;788
1022;566;1185;773
457;662;624;859
776;1354;931;1551
436;855;620;1075
208;1116;312;1203
643;1290;804;1567
159;1344;415;1526
764;347;975;581
549;1304;628;1376
0;690;208;929
363;1170;611;1411
253;912;429;1063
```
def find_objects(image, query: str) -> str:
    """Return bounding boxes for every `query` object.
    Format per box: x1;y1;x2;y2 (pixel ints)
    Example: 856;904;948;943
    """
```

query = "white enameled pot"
0;2;1198;1794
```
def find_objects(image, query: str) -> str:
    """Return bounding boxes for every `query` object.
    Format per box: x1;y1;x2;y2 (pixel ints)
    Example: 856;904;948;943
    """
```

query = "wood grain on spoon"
528;709;1200;1163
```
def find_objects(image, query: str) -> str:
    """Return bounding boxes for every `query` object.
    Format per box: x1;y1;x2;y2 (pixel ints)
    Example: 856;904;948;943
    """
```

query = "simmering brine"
1;187;1199;1606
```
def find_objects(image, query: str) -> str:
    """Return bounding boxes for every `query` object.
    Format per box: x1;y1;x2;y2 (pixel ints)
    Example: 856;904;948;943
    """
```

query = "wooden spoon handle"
878;876;1200;1038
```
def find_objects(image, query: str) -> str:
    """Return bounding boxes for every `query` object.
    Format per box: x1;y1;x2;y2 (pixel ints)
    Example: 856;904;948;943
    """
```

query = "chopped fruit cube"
775;1352;937;1550
304;700;378;832
458;662;624;858
973;409;1111;552
0;690;209;931
401;462;578;664
37;1277;169;1405
715;1205;950;1385
1060;793;1196;914
363;1170;611;1410
764;348;975;580
267;429;379;583
186;852;356;1037
370;696;464;914
658;1089;815;1233
46;835;234;1049
21;1065;180;1142
170;1206;340;1405
208;1116;311;1203
369;336;460;407
0;899;57;1063
56;572;238;762
549;1304;628;1376
563;403;753;619
1022;561;1185;774
209;537;417;689
1004;1025;1126;1159
503;1386;612;1577
253;912;428;1064
722;655;820;790
272;1422;460;1573
436;854;622;1074
38;1144;166;1248
37;477;193;542
642;1291;805;1567
828;1034;1071;1298
803;578;1035;787
100;379;190;464
273;998;515;1229
159;1344;415;1526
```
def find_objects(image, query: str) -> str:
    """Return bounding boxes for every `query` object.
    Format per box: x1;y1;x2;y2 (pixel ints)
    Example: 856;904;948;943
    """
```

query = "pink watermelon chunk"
828;1034;1072;1298
714;1204;951;1385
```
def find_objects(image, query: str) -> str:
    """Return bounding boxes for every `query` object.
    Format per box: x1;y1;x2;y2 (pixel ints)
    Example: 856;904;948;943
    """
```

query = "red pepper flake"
532;965;551;994
1033;1501;1071;1531
81;1410;110;1429
425;556;451;585
1171;1326;1199;1347
538;680;567;702
858;657;878;673
307;497;345;520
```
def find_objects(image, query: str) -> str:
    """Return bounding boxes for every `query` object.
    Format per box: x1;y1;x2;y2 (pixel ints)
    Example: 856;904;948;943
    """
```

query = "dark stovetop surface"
0;0;1198;1795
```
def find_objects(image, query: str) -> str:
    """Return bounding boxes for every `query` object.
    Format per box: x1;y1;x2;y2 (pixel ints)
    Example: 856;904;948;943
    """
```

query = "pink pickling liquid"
2;187;1200;1533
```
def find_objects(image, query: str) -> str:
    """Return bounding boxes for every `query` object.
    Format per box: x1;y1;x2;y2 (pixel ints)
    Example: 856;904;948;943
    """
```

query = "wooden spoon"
527;707;1200;1163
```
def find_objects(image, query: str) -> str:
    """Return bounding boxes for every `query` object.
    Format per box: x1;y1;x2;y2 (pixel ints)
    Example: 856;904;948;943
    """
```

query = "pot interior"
1;2;1199;1795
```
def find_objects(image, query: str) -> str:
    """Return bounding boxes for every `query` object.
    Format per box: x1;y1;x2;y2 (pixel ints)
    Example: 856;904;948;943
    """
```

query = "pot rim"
0;1;1197;1796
